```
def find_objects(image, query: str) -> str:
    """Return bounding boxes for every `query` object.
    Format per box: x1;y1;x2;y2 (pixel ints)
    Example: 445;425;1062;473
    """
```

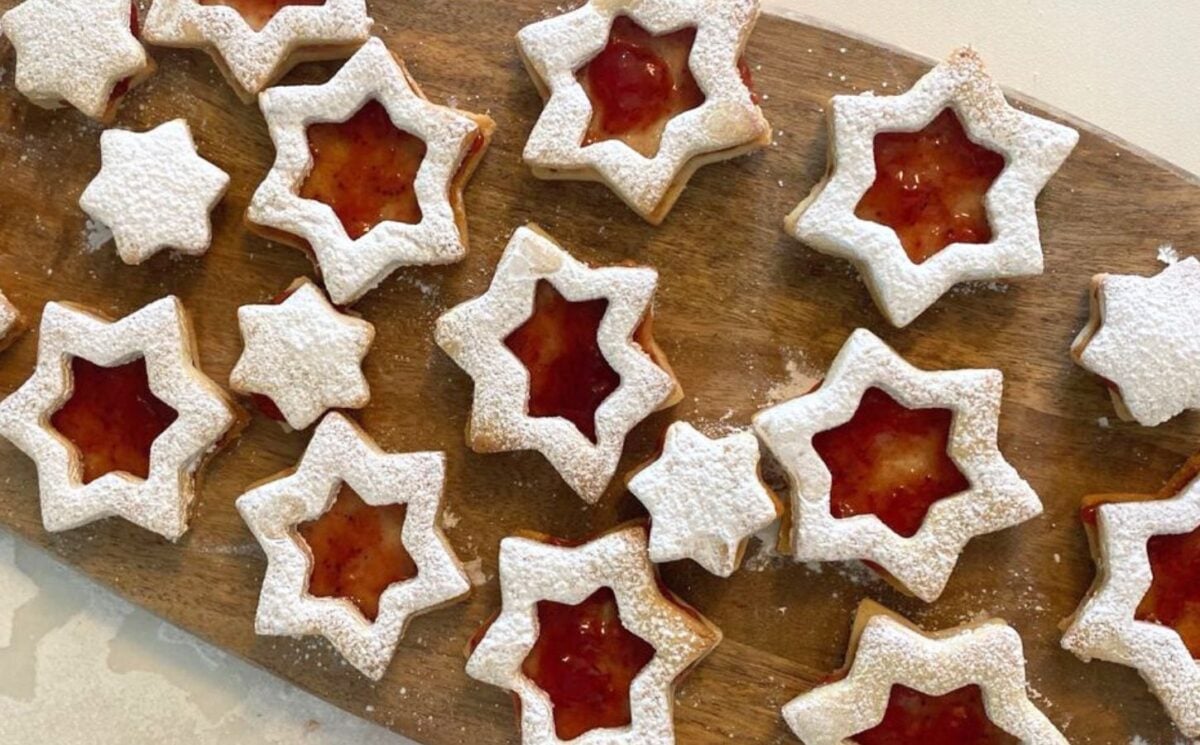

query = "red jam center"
855;109;1006;265
300;99;428;241
577;16;706;158
50;357;179;485
199;0;327;31
813;387;969;538
520;586;656;741
1136;525;1200;658
298;484;418;623
850;684;1017;744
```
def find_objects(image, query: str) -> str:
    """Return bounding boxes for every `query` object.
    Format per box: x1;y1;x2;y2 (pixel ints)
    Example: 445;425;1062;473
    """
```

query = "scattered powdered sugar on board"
441;509;460;530
463;558;491;586
764;349;822;404
83;219;113;253
1157;243;1182;265
950;280;1011;296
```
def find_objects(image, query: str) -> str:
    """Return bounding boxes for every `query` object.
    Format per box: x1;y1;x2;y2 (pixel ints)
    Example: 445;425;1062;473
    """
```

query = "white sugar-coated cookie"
787;47;1078;327
236;412;470;681
465;523;721;745
0;290;23;351
0;297;240;540
79;119;230;265
785;600;1066;744
517;0;770;224
1072;256;1200;426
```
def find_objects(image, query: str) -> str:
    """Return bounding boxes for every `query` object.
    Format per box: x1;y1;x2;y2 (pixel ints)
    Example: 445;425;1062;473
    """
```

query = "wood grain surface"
1;2;1198;743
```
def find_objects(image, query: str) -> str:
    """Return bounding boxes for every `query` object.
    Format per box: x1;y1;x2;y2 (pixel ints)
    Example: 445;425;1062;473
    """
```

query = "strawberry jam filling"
813;387;969;538
298;484;418;623
855;109;1007;265
850;684;1017;744
106;3;142;109
199;0;327;32
1136;525;1200;658
50;357;179;485
521;586;656;740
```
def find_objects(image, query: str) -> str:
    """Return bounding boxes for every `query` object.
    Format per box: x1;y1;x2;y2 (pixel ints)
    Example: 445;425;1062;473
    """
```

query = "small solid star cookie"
753;329;1042;602
784;600;1066;744
517;0;770;224
1;0;153;121
787;47;1078;327
435;225;682;504
144;0;372;101
627;422;780;576
465;523;721;744
0;290;24;352
0;297;241;540
247;37;495;305
79;119;230;265
230;277;374;430
1071;256;1200;426
237;412;470;680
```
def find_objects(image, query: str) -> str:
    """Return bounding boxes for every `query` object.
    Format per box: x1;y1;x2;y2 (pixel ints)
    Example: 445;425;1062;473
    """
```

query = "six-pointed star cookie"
435;225;682;504
144;0;372;101
1061;454;1200;737
465;523;721;744
785;600;1066;744
517;0;771;224
753;329;1042;602
1071;256;1200;426
0;297;239;540
236;412;470;680
1;0;152;121
786;47;1078;327
79;119;230;265
627;422;780;576
0;289;23;352
247;37;494;305
230;277;374;430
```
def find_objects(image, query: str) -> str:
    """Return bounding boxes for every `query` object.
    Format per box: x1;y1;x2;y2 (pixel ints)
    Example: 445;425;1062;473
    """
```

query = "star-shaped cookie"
517;0;771;224
247;37;494;305
1071;256;1200;426
435;225;682;504
627;422;780;576
230;277;374;430
784;600;1066;744
786;47;1078;327
236;412;470;680
144;0;372;101
753;329;1042;602
79;119;230;265
0;289;23;352
465;523;721;744
0;297;240;539
1;0;152;121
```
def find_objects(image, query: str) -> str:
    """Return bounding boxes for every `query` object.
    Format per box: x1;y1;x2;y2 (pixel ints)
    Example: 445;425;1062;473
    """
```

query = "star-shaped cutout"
236;412;470;680
230;277;374;430
627;422;780;576
0;297;240;539
0;289;23;352
435;225;681;504
465;523;721;744
517;0;771;224
79;119;230;265
0;0;151;121
752;329;1042;602
786;47;1078;327
1072;256;1200;426
144;0;372;101
784;600;1066;744
1061;454;1200;737
247;37;494;305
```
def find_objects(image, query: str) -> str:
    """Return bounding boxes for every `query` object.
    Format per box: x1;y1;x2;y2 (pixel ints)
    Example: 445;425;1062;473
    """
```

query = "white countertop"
3;3;1198;744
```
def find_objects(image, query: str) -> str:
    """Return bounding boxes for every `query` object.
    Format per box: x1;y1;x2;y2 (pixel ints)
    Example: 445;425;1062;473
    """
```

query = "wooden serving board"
1;2;1198;743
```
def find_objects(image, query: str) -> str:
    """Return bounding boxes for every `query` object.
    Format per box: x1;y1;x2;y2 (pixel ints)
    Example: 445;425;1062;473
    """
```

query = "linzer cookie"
435;225;682;503
753;329;1042;602
787;48;1078;327
465;523;721;744
0;290;23;352
0;297;240;540
1072;256;1200;426
144;0;372;101
785;600;1066;744
247;37;494;305
236;413;470;681
517;0;770;224
1;0;153;121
